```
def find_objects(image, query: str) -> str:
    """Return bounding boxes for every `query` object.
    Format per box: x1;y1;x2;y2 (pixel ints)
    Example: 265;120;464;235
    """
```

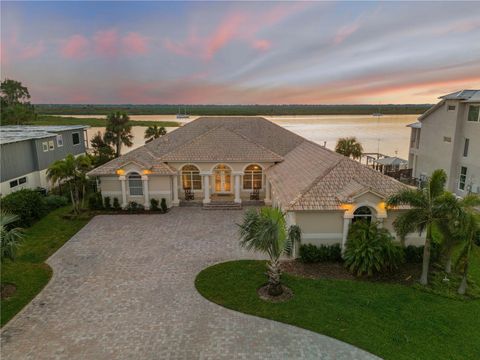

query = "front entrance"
213;164;232;193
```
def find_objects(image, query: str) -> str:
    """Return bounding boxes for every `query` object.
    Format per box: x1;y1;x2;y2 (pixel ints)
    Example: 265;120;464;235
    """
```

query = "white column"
265;178;271;205
203;174;211;204
234;174;241;203
172;175;179;206
142;175;150;209
341;217;352;255
119;175;127;209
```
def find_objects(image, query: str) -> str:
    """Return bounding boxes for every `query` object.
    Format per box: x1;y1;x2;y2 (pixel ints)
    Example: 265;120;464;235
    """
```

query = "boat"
176;106;190;119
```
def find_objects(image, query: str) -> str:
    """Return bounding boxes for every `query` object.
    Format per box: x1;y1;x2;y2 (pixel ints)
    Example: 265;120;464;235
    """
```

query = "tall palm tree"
386;169;448;285
238;207;301;296
335;137;363;159
456;212;479;295
104;111;133;157
144;125;167;143
47;154;91;214
0;212;24;261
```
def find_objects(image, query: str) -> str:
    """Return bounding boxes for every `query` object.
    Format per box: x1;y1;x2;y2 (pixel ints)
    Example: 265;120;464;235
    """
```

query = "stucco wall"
295;211;344;246
384;210;425;246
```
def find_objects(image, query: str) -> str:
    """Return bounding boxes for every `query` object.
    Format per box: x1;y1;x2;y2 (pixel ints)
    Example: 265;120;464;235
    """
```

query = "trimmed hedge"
404;243;441;263
299;244;342;263
0;189;47;227
44;195;69;211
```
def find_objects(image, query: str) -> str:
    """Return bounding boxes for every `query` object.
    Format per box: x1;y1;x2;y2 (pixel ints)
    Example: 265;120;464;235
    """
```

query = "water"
79;114;418;158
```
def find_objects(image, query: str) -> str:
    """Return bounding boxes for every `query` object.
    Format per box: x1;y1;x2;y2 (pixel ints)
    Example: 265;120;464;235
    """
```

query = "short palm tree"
0;212;24;261
386;169;448;285
104;111;133;157
47;154;92;214
456;212;479;295
335;137;363;159
144;125;167;143
238;207;301;296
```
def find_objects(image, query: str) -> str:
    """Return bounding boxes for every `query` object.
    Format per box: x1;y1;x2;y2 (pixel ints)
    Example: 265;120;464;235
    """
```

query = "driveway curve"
1;208;379;359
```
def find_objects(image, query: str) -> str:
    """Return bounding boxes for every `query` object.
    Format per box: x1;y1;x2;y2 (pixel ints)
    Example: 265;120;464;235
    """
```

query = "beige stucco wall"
384;210;426;246
295;211;344;246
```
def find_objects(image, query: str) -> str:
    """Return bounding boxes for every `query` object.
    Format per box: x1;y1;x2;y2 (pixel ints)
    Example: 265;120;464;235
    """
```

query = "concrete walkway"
1;208;379;359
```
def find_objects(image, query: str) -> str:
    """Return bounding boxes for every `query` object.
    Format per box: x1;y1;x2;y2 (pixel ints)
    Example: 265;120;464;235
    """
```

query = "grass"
1;206;92;327
26;115;180;128
195;248;480;360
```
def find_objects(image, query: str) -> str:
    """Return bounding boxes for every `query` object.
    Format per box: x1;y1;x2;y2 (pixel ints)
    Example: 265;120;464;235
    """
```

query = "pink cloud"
93;29;119;56
252;39;271;51
122;32;149;55
61;35;90;59
18;40;45;60
333;23;360;45
204;12;246;59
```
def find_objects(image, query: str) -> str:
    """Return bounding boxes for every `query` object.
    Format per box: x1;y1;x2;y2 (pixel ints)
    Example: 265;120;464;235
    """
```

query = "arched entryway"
213;164;232;193
352;206;373;224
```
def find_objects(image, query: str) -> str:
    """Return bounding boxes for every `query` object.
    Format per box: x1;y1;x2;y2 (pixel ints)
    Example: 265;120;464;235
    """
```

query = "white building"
408;90;480;196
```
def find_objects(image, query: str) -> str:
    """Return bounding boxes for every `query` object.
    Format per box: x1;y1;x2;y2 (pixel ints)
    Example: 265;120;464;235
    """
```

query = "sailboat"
176;106;190;119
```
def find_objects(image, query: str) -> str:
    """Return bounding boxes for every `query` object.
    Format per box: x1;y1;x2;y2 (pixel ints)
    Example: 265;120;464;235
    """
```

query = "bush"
44;195;69;211
404;243;441;263
104;196;112;210
299;244;342;263
160;198;168;213
344;221;404;276
113;197;121;210
88;192;104;210
126;201;144;213
150;198;159;211
0;189;47;227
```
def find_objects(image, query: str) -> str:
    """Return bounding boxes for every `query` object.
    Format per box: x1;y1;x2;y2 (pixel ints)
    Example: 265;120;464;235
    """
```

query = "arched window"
128;172;143;196
243;164;262;190
353;206;373;224
181;165;201;190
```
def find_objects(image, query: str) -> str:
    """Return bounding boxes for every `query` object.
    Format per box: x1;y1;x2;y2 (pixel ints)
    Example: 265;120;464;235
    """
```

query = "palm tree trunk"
419;224;431;285
458;271;468;295
116;134;121;157
70;189;77;214
81;184;86;208
444;256;452;274
266;257;283;296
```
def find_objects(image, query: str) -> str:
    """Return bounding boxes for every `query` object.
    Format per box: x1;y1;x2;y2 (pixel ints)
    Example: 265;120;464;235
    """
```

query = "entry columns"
172;174;180;206
142;175;150;209
265;177;272;205
341;216;353;255
201;173;211;204
119;175;127;209
233;172;242;204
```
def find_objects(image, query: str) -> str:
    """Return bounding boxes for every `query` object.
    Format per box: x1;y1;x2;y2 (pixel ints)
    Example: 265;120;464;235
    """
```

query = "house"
0;125;89;196
88;117;424;249
408;90;480;196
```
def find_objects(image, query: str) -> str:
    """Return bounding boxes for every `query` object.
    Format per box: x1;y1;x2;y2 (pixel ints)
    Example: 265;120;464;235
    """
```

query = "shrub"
88;192;104;210
404;243;441;263
126;201;144;213
104;196;112;210
299;244;342;263
113;197;121;210
150;198;159;211
44;195;69;211
0;189;47;227
344;221;404;276
160;198;168;213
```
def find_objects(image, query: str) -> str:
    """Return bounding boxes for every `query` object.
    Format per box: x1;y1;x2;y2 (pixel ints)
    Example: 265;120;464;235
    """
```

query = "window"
468;105;480;122
243;164;263;190
443;136;452;143
459;166;468;191
181;165;201;190
49;140;55;150
447;105;456;111
352;206;373;224
56;134;64;147
42;141;49;152
9;180;18;188
72;132;80;145
463;138;470;157
128;172;143;196
19;177;27;184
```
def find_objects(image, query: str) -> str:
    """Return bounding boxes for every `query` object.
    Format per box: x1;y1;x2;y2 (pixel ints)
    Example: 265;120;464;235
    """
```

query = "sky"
1;1;480;105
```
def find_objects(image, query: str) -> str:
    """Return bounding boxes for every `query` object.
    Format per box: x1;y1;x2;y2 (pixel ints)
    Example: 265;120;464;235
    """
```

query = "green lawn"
1;207;92;326
195;249;480;360
27;115;180;128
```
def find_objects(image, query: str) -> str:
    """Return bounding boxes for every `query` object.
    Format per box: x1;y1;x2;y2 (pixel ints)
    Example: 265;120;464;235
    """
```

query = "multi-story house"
0;125;89;196
408;90;480;196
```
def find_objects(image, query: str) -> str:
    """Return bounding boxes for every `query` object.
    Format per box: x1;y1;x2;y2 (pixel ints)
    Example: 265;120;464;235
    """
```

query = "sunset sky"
2;1;480;104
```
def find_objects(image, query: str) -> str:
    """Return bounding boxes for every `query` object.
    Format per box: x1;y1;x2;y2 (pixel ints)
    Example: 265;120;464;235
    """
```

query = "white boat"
176;107;190;119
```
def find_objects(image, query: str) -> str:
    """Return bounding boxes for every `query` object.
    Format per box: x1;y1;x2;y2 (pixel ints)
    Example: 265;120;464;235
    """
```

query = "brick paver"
1;208;378;359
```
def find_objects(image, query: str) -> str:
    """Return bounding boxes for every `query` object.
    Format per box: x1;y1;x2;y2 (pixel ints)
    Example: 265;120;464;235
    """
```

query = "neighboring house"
408;90;480;196
0;125;89;196
89;117;424;250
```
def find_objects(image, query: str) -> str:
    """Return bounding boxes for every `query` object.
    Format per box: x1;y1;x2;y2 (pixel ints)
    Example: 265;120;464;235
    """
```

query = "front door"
214;165;231;193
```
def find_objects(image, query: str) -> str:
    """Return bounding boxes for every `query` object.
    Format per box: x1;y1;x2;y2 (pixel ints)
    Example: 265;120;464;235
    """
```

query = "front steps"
202;201;242;210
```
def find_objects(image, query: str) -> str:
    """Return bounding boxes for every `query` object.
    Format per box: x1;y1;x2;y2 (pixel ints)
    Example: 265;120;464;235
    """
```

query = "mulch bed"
257;284;294;303
0;283;17;300
281;260;422;286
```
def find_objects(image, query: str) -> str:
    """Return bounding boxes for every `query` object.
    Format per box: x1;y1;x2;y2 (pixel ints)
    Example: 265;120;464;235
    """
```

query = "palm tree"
335;137;363;159
47;154;92;214
0;212;24;261
238;207;301;296
456;212;479;295
144;125;167;143
104;111;133;157
386;169;449;285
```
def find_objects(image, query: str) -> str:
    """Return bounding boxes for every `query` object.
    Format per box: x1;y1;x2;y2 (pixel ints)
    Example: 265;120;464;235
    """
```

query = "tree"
47;154;92;214
90;131;115;166
104;112;133;157
0;212;24;261
456;212;479;295
238;207;301;296
335;137;363;159
386;169;449;285
0;79;36;125
144;125;167;143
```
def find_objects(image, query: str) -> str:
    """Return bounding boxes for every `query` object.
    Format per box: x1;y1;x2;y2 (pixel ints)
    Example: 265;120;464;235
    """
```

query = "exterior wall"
0;140;39;182
295;211;344;246
384;210;425;246
144;176;172;207
0;169;42;196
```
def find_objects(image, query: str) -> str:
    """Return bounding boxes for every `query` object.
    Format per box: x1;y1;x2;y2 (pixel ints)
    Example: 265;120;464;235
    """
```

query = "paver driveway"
1;208;378;360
